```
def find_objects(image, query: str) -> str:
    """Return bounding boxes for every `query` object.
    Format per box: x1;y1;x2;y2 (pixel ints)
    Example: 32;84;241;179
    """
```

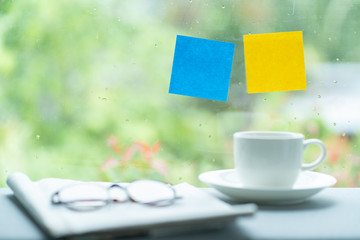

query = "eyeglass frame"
51;180;178;211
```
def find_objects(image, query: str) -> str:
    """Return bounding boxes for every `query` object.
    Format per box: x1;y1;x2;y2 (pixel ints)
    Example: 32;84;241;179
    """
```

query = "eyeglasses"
51;180;178;211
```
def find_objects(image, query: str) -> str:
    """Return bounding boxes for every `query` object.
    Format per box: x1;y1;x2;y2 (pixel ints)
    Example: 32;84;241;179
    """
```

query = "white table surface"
1;187;359;240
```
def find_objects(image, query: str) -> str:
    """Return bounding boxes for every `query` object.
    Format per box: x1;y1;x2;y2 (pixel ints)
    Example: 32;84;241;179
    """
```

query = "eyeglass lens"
52;184;109;211
125;180;176;206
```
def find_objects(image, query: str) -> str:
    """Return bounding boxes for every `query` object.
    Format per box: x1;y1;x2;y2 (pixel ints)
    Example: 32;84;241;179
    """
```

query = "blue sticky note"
169;35;235;102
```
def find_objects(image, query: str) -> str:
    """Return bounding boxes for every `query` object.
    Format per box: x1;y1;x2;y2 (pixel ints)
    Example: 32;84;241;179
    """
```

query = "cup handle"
301;139;327;171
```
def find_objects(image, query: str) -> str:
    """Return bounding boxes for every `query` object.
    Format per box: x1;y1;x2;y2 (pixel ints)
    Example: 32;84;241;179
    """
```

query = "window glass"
0;0;359;187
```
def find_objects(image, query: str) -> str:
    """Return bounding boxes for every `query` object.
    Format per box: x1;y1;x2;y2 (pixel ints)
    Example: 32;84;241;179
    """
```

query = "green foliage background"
0;0;359;187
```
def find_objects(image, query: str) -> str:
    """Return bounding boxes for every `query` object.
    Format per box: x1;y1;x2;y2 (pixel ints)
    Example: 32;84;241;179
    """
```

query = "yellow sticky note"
243;31;307;93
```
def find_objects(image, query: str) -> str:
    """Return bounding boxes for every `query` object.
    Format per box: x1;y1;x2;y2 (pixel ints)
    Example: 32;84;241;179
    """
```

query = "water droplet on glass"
212;158;216;162
189;0;192;3
94;8;97;11
333;122;336;126
222;5;225;8
336;58;339;62
317;95;321;98
96;34;99;39
294;117;297;120
36;135;40;140
199;123;202;127
248;32;252;35
154;43;158;47
195;19;199;24
263;98;267;101
117;17;121;22
333;80;338;83
328;37;332;41
208;135;212;138
342;133;346;137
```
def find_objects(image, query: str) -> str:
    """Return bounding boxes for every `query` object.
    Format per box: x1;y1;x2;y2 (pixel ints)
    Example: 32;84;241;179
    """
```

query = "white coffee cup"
233;131;326;188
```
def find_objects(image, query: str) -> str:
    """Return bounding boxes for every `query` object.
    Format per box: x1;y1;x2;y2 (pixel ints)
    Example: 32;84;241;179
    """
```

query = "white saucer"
199;169;337;205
